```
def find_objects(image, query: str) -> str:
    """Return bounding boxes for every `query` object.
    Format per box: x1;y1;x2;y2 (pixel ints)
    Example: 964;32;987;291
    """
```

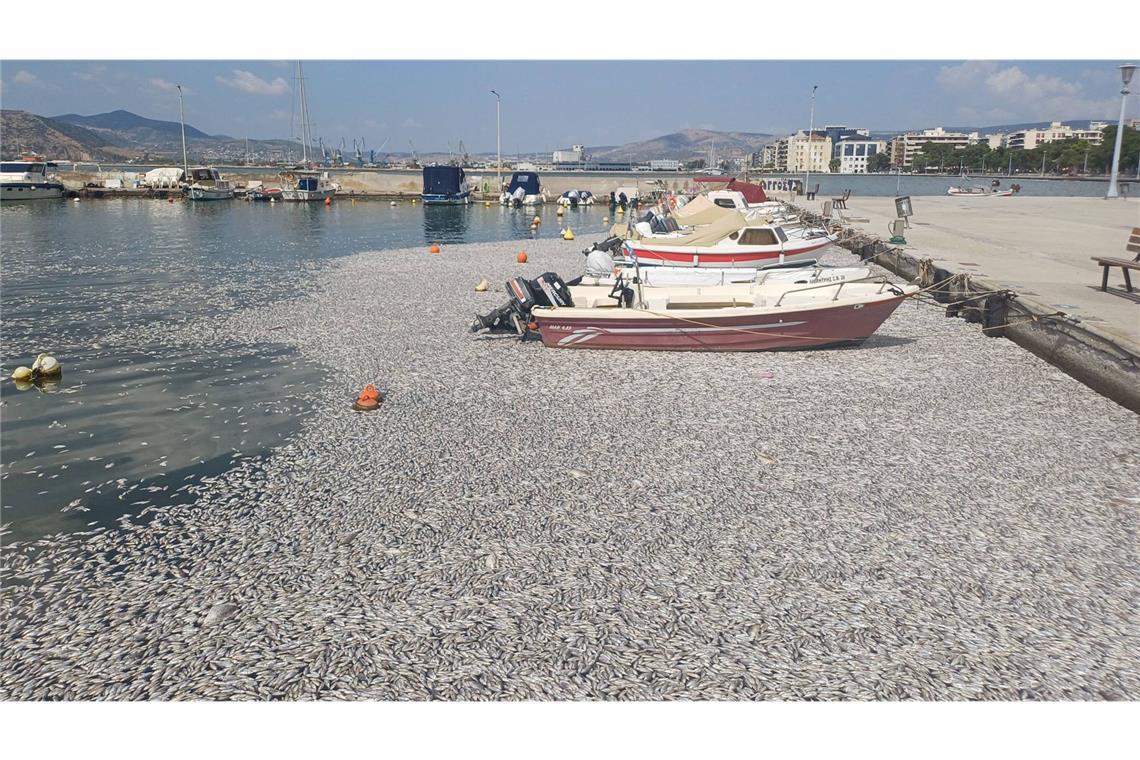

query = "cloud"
936;61;1117;122
403;117;420;128
12;70;40;85
216;69;289;96
149;77;183;93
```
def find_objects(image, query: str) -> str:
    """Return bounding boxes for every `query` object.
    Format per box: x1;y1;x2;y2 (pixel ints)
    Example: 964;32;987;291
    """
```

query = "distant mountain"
0;110;127;161
588;128;776;162
53;109;221;145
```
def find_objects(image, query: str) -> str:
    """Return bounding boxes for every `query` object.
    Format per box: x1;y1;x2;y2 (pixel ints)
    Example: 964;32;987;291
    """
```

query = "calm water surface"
2;200;606;541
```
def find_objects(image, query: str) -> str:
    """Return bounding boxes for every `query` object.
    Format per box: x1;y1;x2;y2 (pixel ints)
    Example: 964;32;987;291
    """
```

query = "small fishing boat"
534;279;916;352
621;210;836;268
279;170;336;202
0;155;64;200
582;264;874;288
421;165;472;205
947;178;1018;197
184;167;235;201
247;186;284;202
500;171;546;206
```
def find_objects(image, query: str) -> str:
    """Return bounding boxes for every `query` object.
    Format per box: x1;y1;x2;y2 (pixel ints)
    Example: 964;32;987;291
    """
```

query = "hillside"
53;109;218;142
0;110;125;161
588;128;776;162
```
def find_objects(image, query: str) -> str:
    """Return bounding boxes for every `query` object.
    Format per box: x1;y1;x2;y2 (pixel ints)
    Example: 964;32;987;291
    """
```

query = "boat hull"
421;190;472;205
186;187;235;201
1;183;64;201
280;188;335;202
624;236;834;268
534;291;909;352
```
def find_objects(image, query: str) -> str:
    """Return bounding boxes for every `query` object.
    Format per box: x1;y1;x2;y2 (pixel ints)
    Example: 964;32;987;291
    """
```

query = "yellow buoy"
556;206;564;216
602;216;608;223
562;227;575;241
616;207;624;215
31;354;61;377
484;201;491;207
11;366;32;382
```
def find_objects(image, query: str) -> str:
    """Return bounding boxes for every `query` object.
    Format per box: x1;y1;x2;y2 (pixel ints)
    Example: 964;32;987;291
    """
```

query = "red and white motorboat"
622;210;837;268
532;279;916;352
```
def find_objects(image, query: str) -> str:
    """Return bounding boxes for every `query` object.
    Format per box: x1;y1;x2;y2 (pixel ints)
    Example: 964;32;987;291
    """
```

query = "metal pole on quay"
491;90;501;198
804;84;817;201
1105;62;1135;199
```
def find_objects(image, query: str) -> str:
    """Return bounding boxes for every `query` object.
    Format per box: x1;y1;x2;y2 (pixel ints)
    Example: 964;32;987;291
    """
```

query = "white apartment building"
552;145;585;163
1006;122;1107;150
835;138;888;173
786;131;832;173
887;127;972;167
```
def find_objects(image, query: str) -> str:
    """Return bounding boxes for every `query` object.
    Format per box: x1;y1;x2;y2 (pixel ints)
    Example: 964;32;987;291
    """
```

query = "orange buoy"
352;384;382;411
324;196;332;206
532;215;541;225
430;244;441;254
527;321;538;331
517;251;528;263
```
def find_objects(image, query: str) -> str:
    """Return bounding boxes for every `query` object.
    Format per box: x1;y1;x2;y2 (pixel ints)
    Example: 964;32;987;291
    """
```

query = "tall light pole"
803;85;818;198
176;84;188;178
490;90;501;197
1106;63;1135;198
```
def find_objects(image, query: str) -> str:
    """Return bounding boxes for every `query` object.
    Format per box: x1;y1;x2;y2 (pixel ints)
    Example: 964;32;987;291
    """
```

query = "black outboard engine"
582;235;624;257
470;272;574;334
617;191;628;210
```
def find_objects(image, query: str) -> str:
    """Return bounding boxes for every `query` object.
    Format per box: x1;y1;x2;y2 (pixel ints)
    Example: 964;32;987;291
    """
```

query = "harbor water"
1;199;608;542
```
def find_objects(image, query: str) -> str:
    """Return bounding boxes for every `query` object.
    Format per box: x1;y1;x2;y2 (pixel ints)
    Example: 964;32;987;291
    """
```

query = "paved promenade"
812;196;1140;344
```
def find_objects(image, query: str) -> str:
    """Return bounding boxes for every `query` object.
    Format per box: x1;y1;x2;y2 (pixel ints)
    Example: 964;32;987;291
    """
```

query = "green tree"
867;152;891;173
828;158;841;173
1089;125;1139;175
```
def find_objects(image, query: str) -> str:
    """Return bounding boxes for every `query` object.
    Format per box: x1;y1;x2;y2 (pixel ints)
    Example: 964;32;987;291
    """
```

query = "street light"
176;84;188;178
1106;62;1135;199
803;85;818;200
490;90;501;198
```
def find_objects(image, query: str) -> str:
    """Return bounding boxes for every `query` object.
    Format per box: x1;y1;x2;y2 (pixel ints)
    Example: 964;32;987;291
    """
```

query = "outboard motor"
511;186;526;207
582;235;624;257
470;272;574;334
617;191;628;210
568;189;580;208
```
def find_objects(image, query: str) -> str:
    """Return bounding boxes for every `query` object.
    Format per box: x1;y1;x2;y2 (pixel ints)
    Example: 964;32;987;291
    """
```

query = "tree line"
901;125;1138;175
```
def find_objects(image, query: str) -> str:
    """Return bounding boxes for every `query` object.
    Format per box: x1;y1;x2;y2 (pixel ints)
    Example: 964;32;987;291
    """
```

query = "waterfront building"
553;145;585;163
886;127;972;167
823;125;870;158
648;159;681;171
835;138;888;173
786;130;832;173
1006;122;1107;150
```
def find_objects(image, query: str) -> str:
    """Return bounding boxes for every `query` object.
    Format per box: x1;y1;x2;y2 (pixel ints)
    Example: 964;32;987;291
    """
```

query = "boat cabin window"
298;177;318;191
774;227;789;244
713;198;737;208
190;169;218;181
739;228;778;246
1;162;43;173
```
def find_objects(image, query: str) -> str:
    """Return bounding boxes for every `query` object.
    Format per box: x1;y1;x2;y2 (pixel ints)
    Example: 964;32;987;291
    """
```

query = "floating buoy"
352;384;382;412
602;216;608;223
532;215;541;225
324;197;332;206
484;201;491;207
517;251;528;263
31;354;61;379
430;244;441;254
562;227;575;241
11;366;32;382
475;278;489;292
390;201;397;207
616;207;624;216
556;206;564;216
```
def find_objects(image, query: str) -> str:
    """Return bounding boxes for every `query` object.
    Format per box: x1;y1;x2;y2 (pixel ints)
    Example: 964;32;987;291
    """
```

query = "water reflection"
421;204;471;244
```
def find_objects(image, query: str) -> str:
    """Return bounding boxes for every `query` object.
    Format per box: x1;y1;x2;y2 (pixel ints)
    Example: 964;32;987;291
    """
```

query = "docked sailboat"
0;155;64;200
421;165;472;204
184;167;235;200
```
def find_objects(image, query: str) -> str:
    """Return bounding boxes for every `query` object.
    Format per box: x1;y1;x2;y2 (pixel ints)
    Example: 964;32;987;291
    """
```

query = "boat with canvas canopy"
421;165;472;205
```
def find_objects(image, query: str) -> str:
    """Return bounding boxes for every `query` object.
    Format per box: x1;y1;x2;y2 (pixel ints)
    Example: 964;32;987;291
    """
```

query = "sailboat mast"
176;84;188;177
296;62;307;164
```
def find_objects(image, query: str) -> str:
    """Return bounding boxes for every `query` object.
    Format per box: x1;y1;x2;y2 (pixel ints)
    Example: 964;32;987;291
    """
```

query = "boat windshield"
190;168;219;181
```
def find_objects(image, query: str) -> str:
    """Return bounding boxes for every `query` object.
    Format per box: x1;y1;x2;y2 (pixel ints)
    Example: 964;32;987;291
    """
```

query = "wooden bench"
1091;227;1140;293
832;188;850;209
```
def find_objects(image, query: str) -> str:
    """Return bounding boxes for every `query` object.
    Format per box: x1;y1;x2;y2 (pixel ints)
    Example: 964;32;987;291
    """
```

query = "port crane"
408;140;419;168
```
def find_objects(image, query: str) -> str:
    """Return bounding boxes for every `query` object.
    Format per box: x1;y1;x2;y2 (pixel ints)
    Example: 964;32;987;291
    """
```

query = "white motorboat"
279;170;336;202
1;156;64;201
184;167;235;200
582;264;874;288
557;190;595;207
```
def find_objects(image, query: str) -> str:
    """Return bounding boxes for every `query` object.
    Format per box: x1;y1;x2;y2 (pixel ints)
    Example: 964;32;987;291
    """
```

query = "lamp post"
1106;63;1136;199
490;90;501;197
803;85;818;200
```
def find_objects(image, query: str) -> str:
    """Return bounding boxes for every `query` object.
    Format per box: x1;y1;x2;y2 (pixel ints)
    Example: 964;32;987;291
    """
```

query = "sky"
0;60;1133;154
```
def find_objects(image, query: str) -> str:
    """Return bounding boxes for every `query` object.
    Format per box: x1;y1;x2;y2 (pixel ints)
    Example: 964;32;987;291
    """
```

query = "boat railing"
772;278;894;307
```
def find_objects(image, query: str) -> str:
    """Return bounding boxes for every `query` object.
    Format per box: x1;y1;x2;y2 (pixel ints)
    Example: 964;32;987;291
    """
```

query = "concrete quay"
808;196;1140;344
